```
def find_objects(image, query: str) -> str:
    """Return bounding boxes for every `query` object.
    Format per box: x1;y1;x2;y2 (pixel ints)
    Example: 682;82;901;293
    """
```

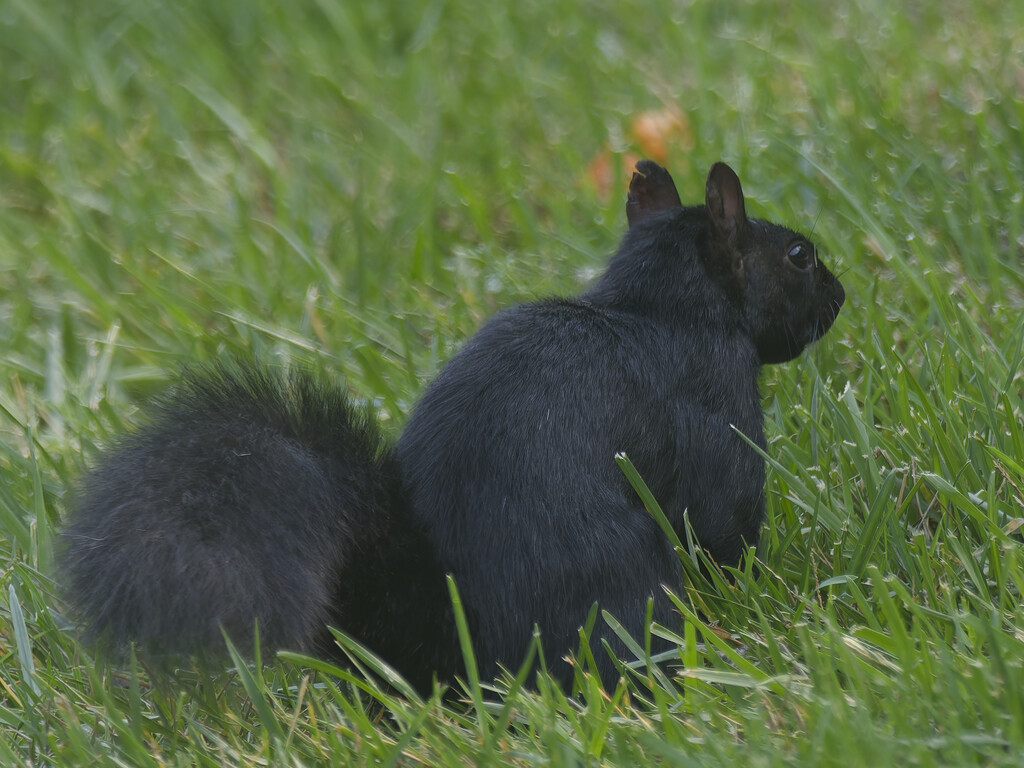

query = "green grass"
1;0;1023;764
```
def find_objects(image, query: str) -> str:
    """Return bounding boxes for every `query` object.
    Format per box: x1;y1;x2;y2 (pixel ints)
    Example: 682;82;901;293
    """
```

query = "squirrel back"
62;160;844;690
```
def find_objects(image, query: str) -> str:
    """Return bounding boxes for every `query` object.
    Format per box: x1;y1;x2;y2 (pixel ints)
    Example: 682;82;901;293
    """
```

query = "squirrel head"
626;160;845;365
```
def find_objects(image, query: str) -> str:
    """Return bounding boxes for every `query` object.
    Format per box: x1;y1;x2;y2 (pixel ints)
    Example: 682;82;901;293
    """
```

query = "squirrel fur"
62;160;845;691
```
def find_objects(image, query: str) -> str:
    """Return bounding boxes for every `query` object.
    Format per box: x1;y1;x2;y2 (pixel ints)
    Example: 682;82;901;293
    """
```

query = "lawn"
1;0;1023;765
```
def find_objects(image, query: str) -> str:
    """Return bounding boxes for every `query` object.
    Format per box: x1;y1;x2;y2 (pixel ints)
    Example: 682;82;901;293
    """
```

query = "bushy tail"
62;363;454;685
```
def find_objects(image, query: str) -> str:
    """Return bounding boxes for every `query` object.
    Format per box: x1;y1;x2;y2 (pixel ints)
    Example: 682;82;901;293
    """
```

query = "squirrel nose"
831;278;845;308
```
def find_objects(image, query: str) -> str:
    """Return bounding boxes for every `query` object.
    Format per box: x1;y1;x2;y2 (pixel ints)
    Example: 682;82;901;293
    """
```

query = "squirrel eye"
787;243;813;270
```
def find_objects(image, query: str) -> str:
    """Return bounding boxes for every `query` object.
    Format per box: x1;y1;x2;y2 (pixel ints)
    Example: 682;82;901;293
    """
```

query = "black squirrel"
62;160;845;692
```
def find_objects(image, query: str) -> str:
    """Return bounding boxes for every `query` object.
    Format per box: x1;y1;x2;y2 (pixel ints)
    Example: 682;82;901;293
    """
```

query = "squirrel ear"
626;160;682;228
705;162;749;242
